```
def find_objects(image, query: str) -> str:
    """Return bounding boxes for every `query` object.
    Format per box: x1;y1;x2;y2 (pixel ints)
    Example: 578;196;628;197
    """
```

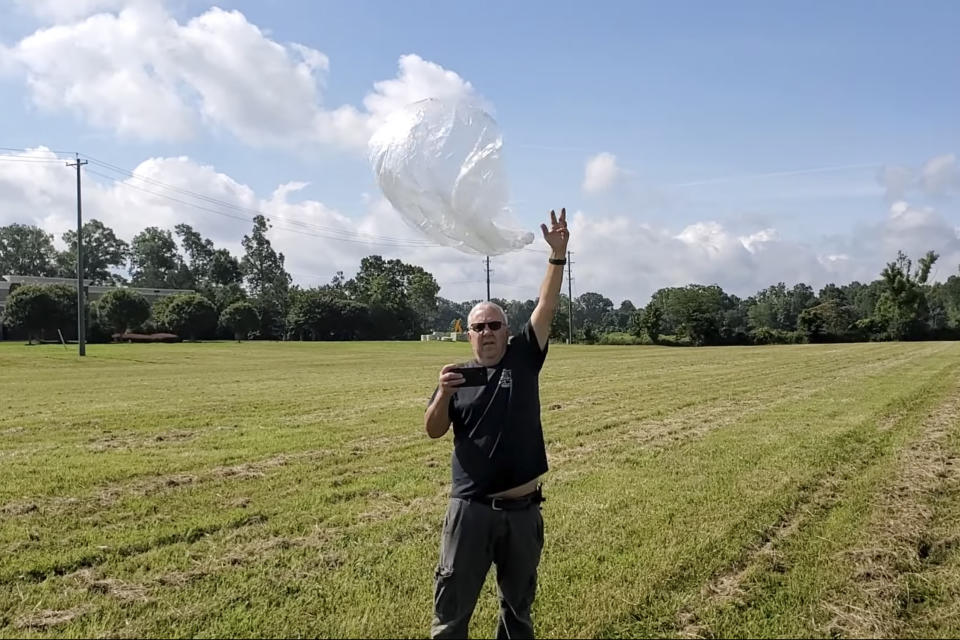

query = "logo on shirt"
500;368;513;389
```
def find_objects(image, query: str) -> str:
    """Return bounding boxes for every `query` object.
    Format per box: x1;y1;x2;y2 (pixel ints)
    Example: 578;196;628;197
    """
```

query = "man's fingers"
560;207;566;224
550;209;558;226
540;223;549;239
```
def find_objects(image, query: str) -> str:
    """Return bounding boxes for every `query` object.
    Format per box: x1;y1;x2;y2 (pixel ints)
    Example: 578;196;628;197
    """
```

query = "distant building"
0;275;194;340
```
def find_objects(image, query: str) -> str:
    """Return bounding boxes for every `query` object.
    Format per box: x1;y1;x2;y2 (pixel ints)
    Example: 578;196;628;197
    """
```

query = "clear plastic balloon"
369;98;534;255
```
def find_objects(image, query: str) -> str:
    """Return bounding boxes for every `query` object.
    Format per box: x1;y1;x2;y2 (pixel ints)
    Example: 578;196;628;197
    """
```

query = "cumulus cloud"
1;5;477;150
878;153;960;201
13;0;131;22
582;152;622;194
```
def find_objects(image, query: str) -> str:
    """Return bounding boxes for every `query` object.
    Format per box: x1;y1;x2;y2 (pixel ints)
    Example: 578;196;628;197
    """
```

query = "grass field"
1;339;959;638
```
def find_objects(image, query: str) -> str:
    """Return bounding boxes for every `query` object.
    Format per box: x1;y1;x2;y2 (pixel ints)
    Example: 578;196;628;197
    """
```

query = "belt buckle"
490;497;504;511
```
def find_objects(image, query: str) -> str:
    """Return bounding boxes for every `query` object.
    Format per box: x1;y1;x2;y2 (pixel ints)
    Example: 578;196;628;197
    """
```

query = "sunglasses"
469;321;504;332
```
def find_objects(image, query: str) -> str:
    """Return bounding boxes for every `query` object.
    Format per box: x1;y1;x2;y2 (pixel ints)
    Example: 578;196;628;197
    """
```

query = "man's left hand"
539;208;569;256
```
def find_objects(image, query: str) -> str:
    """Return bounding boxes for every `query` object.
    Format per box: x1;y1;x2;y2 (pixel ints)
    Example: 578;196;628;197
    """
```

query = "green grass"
1;340;959;638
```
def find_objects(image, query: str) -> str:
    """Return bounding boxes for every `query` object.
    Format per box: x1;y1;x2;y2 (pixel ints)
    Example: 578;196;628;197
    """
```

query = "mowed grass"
1;339;959;638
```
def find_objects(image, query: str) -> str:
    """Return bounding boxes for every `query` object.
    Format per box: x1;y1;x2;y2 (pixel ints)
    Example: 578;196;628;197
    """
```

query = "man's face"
468;306;508;366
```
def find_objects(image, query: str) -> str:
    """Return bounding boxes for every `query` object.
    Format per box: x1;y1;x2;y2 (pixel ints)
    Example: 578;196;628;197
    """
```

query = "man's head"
467;301;509;366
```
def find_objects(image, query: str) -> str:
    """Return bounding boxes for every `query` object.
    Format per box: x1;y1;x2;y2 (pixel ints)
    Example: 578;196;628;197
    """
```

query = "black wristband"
549;258;566;265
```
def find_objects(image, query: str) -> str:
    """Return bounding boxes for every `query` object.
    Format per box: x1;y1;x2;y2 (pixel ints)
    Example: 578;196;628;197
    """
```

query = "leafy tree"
58;220;129;284
874;250;938;340
843;280;884;322
798;300;857;342
241;216;291;339
345;255;440;339
163;293;218;341
129;227;184;288
97;288;151;336
0;224;59;277
576;292;615;334
220;301;260;341
2;284;75;343
747;283;818;332
631;304;662;343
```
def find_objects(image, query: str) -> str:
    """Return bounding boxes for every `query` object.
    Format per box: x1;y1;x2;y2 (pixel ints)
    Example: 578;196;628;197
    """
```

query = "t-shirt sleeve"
513;320;548;372
428;386;459;425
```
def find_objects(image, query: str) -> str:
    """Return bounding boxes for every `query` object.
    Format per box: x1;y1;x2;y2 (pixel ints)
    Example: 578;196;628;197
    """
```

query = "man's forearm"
538;249;566;312
424;391;453;438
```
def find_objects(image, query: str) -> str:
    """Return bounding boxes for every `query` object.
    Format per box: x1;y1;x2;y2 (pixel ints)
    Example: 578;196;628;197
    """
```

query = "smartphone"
451;366;488;387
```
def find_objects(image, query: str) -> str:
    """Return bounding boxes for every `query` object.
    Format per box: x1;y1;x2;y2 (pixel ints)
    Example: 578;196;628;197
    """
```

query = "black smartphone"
451;366;487;387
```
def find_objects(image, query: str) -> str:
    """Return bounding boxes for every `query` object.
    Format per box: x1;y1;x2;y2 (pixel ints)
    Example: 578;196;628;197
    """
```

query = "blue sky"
1;0;958;303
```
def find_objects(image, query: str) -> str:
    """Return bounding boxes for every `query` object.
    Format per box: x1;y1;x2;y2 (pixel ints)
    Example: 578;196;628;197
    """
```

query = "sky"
1;0;958;305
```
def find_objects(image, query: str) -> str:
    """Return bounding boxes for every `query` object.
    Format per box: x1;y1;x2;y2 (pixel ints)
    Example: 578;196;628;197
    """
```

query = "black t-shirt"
430;321;549;498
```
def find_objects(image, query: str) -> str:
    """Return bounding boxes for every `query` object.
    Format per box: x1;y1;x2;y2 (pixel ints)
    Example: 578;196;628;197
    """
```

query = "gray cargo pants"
431;497;544;639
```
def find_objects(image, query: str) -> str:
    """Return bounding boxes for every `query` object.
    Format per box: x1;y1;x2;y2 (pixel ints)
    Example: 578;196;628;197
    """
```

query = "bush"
97;288;151;337
112;332;181;343
598;331;648;345
220;301;260;341
163;294;218;341
750;327;806;345
2;284;76;343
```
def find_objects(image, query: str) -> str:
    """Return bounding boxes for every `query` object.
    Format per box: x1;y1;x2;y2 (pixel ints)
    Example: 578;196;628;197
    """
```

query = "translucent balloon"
369;98;534;256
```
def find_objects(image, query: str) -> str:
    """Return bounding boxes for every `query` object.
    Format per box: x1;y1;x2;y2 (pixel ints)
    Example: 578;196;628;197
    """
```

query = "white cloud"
1;6;477;150
878;153;960;200
13;0;131;22
920;153;960;196
3;149;958;307
582;152;622;194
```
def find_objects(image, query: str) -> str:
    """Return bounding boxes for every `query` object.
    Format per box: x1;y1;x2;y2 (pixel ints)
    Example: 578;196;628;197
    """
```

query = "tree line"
1;219;958;344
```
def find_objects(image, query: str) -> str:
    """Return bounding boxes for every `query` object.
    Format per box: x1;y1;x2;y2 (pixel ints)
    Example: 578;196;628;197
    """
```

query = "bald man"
425;209;570;639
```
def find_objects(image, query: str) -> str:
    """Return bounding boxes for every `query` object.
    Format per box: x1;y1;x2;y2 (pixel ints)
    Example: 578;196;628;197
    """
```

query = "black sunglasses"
469;321;504;332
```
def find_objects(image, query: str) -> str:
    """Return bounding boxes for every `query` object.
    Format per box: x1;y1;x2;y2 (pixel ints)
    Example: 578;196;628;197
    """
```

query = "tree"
0;224;59;277
614;300;636;332
798;301;856;343
817;283;847;305
2;284;75;343
241;216;291;339
174;223;214;284
874;250;938;340
220;301;260;341
631;305;662;343
576;292;615;334
129;227;184;288
97;288;151;336
58;220;129;284
843;280;884;322
163;293;218;341
345;255;440;339
747;282;817;332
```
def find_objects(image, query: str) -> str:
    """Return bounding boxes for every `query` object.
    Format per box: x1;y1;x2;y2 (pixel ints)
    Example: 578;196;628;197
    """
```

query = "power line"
0;146;77;156
83;167;446;249
83;155;443;247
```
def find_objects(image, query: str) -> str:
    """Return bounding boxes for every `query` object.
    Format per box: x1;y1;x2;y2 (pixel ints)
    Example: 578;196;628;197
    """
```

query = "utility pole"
66;154;88;357
485;256;491;301
567;250;574;344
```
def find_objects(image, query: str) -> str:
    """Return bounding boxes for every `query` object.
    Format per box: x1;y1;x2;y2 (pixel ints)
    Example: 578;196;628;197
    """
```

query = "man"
425;208;570;639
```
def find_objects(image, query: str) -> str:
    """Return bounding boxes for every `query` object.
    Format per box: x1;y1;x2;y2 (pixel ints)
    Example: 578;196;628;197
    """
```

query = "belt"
471;486;545;511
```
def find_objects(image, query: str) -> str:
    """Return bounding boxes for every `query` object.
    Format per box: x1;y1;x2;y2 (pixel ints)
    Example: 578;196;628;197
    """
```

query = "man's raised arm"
530;208;570;351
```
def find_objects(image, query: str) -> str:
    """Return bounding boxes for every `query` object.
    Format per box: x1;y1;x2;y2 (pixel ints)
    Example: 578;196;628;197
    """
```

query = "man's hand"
426;364;463;438
437;363;465;397
539;208;569;257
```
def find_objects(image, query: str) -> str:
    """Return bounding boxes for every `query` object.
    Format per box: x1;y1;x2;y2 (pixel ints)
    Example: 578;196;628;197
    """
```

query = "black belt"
471;485;545;511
